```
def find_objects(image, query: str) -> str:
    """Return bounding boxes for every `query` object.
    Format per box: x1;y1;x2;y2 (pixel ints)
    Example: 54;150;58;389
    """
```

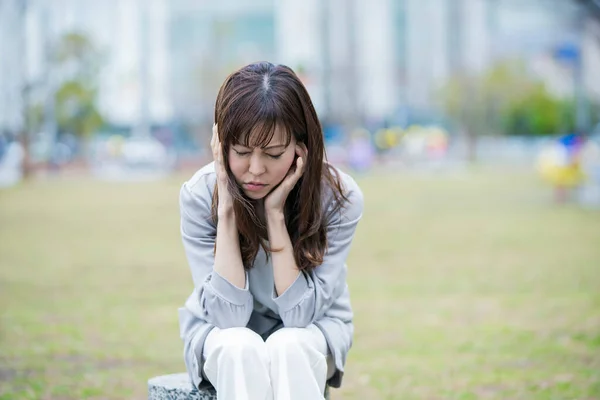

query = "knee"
266;327;323;360
208;327;267;362
266;327;303;349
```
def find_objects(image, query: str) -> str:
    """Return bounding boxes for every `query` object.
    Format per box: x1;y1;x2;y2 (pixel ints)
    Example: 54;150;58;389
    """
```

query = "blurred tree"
572;0;600;134
25;103;44;135
51;32;105;137
439;74;485;162
440;60;595;145
439;61;530;161
54;32;102;77
574;0;600;24
55;81;103;138
501;84;578;136
481;61;533;121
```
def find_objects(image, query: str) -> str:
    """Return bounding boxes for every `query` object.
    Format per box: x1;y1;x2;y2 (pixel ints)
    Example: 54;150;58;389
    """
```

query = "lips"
243;182;267;192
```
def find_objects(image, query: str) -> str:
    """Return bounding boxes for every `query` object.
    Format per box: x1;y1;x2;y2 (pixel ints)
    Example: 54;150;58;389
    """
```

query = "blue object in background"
323;123;345;145
554;42;580;64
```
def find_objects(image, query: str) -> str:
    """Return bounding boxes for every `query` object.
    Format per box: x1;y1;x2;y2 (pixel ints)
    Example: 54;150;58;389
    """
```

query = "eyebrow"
264;144;286;150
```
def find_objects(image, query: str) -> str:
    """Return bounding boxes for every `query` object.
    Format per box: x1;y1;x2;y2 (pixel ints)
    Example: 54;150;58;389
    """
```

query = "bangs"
225;96;294;149
237;119;293;149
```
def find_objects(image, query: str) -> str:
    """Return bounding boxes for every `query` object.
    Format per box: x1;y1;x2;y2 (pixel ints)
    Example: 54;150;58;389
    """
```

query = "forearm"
214;208;246;288
266;211;301;296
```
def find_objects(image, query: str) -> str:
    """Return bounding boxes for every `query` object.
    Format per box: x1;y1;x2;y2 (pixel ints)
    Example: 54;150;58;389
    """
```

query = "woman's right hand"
211;124;234;215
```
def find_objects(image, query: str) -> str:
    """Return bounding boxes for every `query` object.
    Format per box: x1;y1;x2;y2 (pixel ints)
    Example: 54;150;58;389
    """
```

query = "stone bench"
148;373;216;400
148;373;330;399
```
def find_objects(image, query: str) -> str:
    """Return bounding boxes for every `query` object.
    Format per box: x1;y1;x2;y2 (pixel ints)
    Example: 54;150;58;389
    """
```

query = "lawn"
1;167;599;399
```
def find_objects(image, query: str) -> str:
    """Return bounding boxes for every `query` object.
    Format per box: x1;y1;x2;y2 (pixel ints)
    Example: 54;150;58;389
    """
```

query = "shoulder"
182;161;217;191
322;163;364;224
179;162;217;217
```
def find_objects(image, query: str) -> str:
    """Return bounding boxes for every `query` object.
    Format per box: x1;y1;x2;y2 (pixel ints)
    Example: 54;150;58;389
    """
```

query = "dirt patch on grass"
0;366;17;382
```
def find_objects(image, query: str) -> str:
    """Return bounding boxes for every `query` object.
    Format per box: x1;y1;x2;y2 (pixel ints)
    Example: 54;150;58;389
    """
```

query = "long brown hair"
212;61;347;272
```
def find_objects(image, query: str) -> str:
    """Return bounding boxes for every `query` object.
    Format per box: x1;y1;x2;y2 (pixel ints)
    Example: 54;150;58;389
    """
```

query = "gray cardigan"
177;162;363;389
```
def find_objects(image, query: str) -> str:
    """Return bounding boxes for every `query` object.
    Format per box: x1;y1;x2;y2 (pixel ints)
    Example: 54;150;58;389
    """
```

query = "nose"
248;153;266;176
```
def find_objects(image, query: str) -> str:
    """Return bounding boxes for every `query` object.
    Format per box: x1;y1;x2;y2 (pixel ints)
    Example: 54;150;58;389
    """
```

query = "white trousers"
202;324;334;400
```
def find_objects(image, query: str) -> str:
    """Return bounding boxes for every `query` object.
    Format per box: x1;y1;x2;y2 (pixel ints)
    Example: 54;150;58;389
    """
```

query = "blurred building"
2;0;172;134
0;0;26;135
168;0;275;124
2;0;599;138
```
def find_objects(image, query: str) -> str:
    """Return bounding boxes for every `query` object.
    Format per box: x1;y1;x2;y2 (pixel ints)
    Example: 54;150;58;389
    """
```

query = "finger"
212;138;219;160
285;156;304;187
219;143;229;171
216;143;227;181
295;156;304;177
213;135;220;162
211;124;217;148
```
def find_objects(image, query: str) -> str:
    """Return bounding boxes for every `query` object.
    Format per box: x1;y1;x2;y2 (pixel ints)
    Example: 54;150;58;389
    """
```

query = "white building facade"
2;0;599;135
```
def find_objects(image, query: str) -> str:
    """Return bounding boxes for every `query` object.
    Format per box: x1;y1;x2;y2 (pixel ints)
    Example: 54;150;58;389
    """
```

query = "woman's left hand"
264;143;307;216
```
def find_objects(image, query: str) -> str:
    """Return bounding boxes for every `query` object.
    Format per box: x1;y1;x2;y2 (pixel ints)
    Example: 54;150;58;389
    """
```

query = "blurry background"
2;0;600;177
1;0;600;399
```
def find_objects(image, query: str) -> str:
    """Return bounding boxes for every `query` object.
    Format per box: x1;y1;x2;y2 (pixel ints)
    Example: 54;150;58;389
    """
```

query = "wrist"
266;209;285;223
218;204;235;220
266;210;288;246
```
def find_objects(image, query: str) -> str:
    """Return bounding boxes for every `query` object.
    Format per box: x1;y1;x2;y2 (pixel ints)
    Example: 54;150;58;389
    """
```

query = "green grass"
1;167;599;399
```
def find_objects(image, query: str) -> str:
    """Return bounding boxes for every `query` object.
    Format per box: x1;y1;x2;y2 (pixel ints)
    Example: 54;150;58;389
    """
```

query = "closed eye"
267;153;284;159
233;149;251;156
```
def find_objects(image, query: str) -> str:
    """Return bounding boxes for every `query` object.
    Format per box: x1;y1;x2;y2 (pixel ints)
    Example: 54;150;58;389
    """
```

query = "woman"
178;61;363;400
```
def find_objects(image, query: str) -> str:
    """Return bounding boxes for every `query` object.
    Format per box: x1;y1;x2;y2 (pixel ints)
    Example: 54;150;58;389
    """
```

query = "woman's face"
228;126;297;200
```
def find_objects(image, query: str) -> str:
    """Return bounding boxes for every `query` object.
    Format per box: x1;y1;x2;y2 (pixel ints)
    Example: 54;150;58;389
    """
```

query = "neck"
253;198;266;225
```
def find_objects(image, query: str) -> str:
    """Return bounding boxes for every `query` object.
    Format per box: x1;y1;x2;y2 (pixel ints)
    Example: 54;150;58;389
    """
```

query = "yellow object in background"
536;142;584;187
